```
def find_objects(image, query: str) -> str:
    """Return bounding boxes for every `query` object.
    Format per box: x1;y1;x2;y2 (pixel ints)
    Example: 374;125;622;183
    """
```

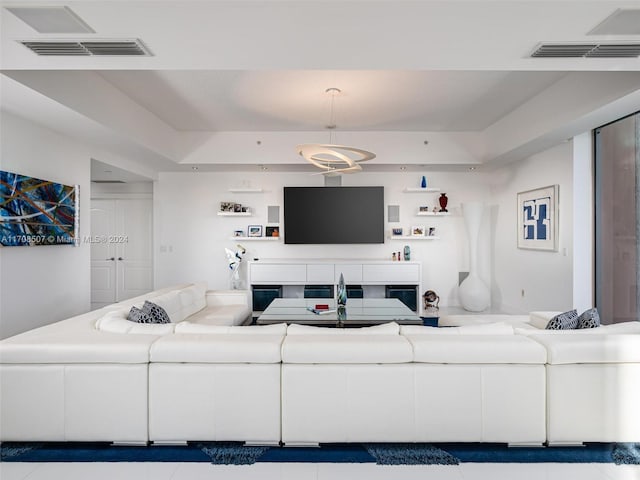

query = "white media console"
248;259;423;315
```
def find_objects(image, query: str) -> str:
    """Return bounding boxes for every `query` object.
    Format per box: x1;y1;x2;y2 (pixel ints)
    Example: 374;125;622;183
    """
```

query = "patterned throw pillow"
545;309;579;330
577;308;601;329
142;301;171;324
127;306;155;324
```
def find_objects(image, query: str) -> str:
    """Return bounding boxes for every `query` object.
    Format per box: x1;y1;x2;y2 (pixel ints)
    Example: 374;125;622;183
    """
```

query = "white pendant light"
296;88;375;175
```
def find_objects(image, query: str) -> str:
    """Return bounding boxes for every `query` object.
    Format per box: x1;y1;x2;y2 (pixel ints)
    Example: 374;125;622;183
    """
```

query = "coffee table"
256;298;422;327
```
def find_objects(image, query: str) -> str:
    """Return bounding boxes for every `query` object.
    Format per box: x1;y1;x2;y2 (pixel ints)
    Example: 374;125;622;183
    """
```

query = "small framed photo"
419;206;429;212
265;226;280;237
392;227;403;236
428;227;436;236
233;230;245;237
234;203;242;213
411;225;425;236
220;201;234;212
248;225;263;237
517;185;559;251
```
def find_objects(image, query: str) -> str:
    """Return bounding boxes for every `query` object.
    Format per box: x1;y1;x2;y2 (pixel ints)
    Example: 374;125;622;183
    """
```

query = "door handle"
118;257;124;261
106;257;115;261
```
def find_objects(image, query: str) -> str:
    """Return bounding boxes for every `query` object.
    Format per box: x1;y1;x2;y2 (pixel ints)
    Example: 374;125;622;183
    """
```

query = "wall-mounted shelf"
229;236;280;241
217;212;252;217
228;188;263;193
416;211;450;216
389;236;440;240
403;187;441;193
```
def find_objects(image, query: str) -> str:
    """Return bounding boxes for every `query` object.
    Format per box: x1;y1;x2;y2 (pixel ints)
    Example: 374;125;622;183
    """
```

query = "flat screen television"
284;186;384;244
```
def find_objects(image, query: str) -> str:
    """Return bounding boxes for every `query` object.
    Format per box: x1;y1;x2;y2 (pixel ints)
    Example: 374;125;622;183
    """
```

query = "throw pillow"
545;309;579;330
127;306;155;324
142;301;171;324
577;308;601;329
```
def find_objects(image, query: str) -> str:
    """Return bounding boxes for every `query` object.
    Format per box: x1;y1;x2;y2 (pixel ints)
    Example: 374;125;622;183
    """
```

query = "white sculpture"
459;202;491;312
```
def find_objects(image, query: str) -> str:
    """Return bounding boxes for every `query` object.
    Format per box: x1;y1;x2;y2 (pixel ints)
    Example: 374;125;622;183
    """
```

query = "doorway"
90;159;154;310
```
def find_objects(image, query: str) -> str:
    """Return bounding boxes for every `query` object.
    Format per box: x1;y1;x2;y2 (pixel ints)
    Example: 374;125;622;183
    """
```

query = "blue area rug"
365;443;459;465
0;441;628;465
197;442;270;465
612;443;640;465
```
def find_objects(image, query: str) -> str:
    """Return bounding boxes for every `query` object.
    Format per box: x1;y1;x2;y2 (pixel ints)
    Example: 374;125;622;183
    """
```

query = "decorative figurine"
404;245;411;261
337;273;347;306
421;175;427;188
392;252;397;261
423;290;440;311
439;193;449;212
397;251;401;261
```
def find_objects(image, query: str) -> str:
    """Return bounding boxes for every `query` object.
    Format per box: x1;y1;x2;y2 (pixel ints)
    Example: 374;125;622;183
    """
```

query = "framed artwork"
0;170;79;246
248;225;263;237
265;226;280;237
233;230;244;237
411;225;425;236
392;227;403;236
517;185;559;251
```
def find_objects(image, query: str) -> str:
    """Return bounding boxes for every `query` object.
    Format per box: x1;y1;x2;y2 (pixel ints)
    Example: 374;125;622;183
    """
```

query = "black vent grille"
532;42;640;58
531;43;640;58
21;39;151;56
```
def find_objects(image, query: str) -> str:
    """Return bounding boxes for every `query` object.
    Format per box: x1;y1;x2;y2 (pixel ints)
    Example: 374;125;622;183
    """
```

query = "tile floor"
1;462;639;480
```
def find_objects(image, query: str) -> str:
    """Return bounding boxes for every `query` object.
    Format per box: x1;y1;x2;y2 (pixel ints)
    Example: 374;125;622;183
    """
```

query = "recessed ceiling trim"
531;42;640;58
20;39;153;56
588;9;640;35
6;6;95;34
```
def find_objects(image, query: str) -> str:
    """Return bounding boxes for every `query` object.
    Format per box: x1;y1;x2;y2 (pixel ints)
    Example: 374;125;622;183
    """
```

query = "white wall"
0;112;91;339
490;142;574;313
154;170;492;307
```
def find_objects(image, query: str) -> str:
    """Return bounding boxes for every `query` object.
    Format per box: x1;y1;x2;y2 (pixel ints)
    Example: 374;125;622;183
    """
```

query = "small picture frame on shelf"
233;230;244;237
248;225;263;237
265;226;280;238
241;206;250;213
392;228;403;236
419;206;429;212
220;201;234;212
234;203;243;213
411;225;425;236
428;227;436;236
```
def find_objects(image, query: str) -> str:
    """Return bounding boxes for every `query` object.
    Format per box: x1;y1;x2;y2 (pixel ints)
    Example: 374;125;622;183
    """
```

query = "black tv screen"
284;186;384;244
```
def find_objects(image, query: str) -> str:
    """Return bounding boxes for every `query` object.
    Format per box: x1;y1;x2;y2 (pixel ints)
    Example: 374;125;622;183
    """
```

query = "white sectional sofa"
1;284;639;446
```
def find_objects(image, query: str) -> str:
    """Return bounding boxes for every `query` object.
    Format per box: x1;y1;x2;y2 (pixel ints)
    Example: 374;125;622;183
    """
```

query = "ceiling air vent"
20;39;152;56
531;42;640;58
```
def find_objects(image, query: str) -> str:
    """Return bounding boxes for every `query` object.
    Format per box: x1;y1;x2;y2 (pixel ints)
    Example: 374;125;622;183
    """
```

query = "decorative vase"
337;305;347;327
421;176;427;188
458;202;490;312
439;193;448;212
229;267;242;290
337;273;347;306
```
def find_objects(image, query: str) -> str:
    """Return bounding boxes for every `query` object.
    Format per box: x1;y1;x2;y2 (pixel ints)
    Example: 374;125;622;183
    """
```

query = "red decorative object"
439;193;449;212
315;304;329;310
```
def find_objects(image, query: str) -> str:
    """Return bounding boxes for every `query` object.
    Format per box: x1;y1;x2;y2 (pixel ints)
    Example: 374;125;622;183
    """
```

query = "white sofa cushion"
281;335;413;364
407;335;547;364
529;334;640;364
95;310;175;335
150;291;184;322
175;322;287;335
150;334;284;363
438;314;530;327
178;282;207;319
186;305;251;326
529;311;561;329
400;322;514;336
286;322;400;335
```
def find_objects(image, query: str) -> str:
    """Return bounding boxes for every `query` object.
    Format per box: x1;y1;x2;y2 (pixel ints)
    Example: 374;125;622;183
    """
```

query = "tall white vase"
459;202;491;312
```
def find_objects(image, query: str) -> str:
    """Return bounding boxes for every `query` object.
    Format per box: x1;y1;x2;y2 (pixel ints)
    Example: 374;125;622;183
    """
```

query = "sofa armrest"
205;290;251;308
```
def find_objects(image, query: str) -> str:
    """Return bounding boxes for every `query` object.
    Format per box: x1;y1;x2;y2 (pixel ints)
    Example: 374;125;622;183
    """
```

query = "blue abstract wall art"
0;170;79;247
517;185;558;251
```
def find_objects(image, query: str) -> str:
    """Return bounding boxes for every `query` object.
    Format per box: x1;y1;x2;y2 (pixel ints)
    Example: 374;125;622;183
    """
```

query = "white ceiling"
98;70;569;132
1;0;640;180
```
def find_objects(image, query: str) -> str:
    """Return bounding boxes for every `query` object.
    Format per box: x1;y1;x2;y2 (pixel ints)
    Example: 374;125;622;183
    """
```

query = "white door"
115;198;153;301
90;197;153;309
91;199;117;308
